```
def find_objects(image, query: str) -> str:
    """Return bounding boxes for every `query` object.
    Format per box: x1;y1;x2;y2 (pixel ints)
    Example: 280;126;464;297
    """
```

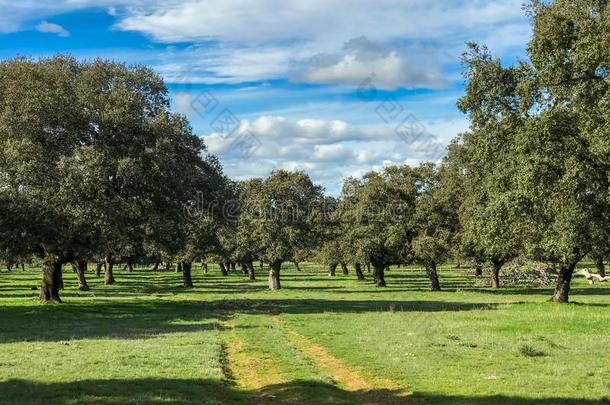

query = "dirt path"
271;316;414;404
223;316;414;404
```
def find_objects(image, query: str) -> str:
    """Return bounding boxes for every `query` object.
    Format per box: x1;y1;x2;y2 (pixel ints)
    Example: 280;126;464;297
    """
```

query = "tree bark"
95;262;103;277
365;263;371;273
328;263;337;276
595;258;606;278
354;263;365;280
551;260;578;303
202;262;208;273
126;260;134;273
6;258;13;272
371;260;386;287
40;257;63;303
75;259;90;291
268;260;282;290
20;262;25;271
104;255;115;285
246;259;256;280
490;259;504;289
241;262;249;275
219;262;228;276
474;260;483;277
182;261;194;288
151;261;160;271
340;262;349;275
230;262;236;272
177;262;183;273
425;261;441;291
294;261;302;272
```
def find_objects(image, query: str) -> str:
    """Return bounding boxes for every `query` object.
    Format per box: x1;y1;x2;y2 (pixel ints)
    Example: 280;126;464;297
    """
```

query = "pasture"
1;264;608;404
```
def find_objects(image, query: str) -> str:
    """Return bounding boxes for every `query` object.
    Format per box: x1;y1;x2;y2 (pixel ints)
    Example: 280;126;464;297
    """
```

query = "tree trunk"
354;263;365;280
21;262;25;271
260;260;264;270
246;259;256;280
340;262;349;275
6;258;13;272
151;261;160;271
219;262;228;276
127;260;134;273
230;262;236;272
104;255;115;285
365;263;371;273
474;260;483;277
425;261;441;291
595;258;606;278
372;260;386;287
491;259;503;289
294;261;302;272
40;257;63;303
202;263;208;273
551;260;578;303
182;261;194;288
241;262;249;275
165;262;171;271
177;262;183;273
95;262;103;277
328;263;337;276
268;260;282;290
75;259;90;291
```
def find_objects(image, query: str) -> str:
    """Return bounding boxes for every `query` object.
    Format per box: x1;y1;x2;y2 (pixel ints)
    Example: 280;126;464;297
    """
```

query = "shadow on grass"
0;298;498;343
0;379;607;405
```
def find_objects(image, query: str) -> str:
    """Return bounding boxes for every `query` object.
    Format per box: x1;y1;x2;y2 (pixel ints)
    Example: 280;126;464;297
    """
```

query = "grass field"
0;263;609;404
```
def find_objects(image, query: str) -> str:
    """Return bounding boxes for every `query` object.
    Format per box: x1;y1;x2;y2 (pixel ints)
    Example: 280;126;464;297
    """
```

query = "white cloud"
35;21;70;37
116;0;525;45
296;37;446;90
115;0;528;86
0;1;530;86
201;115;466;194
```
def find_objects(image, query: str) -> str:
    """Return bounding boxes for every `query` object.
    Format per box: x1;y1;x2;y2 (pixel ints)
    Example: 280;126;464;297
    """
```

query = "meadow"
0;264;609;404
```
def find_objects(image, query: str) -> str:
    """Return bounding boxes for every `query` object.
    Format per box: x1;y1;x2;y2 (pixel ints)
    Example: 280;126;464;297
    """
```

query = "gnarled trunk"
268;260;282;290
474;260;483;277
219;262;228;276
354;263;365;280
104;255;115;285
182;261;194;288
245;257;256;280
490;259;504;289
551;260;578;303
328;263;337;276
75;259;89;291
40;257;63;303
371;260;386;287
595;258;606;278
425;261;441;291
95;262;103;277
340;262;349;275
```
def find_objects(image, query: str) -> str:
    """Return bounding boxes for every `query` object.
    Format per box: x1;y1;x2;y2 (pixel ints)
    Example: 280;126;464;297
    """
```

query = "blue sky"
0;1;530;195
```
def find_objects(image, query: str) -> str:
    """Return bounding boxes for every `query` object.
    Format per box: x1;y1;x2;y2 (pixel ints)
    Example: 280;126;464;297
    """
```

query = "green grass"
0;263;609;404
